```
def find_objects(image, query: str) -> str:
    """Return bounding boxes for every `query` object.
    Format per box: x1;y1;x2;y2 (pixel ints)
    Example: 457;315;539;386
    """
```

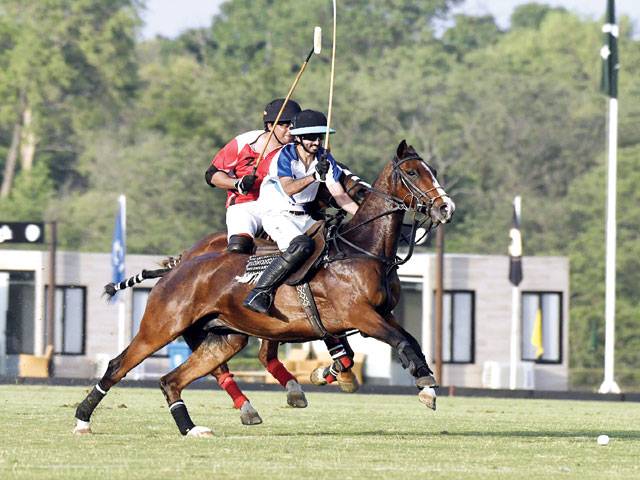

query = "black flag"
601;0;619;98
508;196;523;286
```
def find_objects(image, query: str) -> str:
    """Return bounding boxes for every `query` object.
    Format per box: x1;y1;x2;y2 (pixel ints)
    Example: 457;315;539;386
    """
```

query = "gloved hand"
314;157;330;182
235;174;257;194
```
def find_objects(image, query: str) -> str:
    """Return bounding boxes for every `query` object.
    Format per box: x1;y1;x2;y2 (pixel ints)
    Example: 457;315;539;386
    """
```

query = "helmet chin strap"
266;124;287;146
295;137;316;155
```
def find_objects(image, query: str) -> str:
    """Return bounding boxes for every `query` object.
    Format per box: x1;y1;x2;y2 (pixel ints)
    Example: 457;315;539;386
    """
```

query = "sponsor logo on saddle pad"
235;254;280;284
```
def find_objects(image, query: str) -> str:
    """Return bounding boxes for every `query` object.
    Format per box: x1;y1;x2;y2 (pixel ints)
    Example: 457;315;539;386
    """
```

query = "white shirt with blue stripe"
259;144;342;213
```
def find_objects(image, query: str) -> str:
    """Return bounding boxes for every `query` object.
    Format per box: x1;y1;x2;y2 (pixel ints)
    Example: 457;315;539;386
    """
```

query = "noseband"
391;154;447;217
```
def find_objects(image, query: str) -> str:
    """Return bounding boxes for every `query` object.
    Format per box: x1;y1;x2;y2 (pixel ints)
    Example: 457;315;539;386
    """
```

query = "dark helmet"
263;98;302;125
290;109;336;135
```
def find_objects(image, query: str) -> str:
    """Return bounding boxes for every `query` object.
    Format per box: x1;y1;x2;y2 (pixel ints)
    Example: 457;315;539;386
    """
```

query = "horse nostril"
439;202;454;221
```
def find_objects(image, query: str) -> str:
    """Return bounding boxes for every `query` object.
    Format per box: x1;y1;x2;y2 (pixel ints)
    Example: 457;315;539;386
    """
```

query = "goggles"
299;133;325;142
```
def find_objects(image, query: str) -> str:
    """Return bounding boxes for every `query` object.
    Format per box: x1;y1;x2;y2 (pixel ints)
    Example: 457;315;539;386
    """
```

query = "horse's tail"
103;254;183;298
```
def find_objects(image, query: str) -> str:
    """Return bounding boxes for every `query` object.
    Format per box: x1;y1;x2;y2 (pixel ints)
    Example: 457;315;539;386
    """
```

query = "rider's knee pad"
227;235;253;254
284;235;314;261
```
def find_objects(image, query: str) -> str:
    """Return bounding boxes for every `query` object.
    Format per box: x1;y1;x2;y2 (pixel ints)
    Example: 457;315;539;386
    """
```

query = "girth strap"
295;283;328;338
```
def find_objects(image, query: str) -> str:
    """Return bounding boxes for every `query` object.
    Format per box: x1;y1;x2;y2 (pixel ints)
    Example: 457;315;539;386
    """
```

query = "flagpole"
117;194;127;354
508;196;523;390
509;285;520;389
599;0;620;394
599;97;620;394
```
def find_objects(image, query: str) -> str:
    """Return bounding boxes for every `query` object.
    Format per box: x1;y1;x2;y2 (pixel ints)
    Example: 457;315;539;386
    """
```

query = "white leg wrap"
73;419;92;435
186;426;214;438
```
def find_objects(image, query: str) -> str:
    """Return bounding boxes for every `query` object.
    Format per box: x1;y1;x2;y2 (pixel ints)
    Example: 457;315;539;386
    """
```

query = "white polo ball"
597;434;610;446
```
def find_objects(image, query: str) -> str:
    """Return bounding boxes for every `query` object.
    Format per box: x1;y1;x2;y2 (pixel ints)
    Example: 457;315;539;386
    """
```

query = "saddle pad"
235;253;280;284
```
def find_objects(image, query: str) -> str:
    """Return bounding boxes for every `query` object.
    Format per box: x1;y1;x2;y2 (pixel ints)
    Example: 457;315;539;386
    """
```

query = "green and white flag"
600;0;619;98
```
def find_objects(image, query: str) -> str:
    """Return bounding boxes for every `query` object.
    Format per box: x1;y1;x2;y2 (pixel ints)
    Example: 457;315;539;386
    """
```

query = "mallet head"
314;26;322;55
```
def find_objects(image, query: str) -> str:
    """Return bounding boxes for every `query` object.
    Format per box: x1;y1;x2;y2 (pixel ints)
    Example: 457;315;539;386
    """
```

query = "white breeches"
226;202;262;239
261;212;316;251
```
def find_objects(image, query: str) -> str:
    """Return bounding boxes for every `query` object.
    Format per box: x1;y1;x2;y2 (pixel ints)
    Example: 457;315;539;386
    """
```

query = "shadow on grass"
259;430;640;439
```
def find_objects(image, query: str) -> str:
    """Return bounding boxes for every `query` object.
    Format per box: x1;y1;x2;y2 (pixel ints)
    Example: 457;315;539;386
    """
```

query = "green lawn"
0;385;638;479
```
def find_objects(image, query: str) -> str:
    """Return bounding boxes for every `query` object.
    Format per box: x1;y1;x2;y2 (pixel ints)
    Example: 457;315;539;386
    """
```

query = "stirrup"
243;290;273;314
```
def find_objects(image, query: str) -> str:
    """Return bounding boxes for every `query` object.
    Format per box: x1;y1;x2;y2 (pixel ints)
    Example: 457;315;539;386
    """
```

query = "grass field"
0;385;638;479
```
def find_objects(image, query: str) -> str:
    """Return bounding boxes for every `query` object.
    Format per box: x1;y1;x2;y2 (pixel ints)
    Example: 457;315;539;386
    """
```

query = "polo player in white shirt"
243;109;358;314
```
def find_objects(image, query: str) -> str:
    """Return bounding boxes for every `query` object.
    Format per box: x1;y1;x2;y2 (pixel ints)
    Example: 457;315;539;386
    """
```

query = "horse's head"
390;140;455;224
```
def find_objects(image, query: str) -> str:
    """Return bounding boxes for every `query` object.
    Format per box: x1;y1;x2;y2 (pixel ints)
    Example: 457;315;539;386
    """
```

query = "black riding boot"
227;234;253;254
243;235;314;314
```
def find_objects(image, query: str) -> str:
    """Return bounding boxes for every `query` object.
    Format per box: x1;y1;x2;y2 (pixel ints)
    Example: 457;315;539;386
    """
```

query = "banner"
508;196;523;286
111;195;126;286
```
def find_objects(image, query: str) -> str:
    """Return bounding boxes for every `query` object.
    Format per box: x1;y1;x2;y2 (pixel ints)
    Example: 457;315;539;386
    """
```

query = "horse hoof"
337;371;359;393
418;387;437;411
73;419;92;435
186;426;214;438
310;367;328;386
286;380;308;408
240;401;263;425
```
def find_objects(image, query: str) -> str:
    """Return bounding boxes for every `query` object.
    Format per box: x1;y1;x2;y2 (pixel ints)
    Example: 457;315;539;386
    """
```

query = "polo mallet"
319;0;337;181
253;26;322;174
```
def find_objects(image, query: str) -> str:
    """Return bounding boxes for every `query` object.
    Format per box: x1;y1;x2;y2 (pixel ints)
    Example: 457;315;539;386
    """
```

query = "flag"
600;0;619;98
111;195;126;286
508;196;523;286
531;308;544;359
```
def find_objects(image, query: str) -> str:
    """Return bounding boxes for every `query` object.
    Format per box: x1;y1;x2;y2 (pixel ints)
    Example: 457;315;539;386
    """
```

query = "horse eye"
407;170;418;177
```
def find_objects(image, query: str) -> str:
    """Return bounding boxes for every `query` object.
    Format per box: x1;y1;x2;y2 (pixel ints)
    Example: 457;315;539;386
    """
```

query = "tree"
0;0;140;199
442;14;501;60
511;3;566;30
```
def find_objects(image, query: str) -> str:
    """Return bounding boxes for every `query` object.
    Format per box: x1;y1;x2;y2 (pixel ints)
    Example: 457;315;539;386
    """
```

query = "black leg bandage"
326;342;354;373
397;341;432;378
169;400;196;435
75;384;108;422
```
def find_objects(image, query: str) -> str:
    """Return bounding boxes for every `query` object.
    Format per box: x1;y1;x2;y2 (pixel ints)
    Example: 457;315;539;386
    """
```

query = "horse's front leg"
310;336;360;393
357;311;438;410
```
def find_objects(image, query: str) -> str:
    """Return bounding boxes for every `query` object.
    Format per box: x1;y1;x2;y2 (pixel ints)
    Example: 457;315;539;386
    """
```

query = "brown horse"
99;172;371;426
74;140;454;437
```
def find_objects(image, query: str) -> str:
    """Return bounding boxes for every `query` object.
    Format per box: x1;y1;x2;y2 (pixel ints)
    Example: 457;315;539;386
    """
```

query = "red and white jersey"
210;130;282;208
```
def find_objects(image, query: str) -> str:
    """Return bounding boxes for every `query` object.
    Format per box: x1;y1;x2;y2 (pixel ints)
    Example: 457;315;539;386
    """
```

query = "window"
45;286;86;355
132;288;167;357
2;271;36;355
395;281;423;342
433;290;475;364
521;292;562;363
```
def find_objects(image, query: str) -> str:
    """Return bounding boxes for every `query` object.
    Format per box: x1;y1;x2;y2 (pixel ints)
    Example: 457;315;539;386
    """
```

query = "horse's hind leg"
210;363;262;426
73;331;174;435
258;340;307;408
182;325;259;425
159;332;250;437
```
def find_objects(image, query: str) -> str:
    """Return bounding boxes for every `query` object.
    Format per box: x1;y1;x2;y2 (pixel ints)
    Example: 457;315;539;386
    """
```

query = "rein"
324;153;444;271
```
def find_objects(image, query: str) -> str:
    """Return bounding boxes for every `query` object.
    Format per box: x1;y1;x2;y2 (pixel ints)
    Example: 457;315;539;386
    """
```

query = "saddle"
250;220;327;286
234;220;330;338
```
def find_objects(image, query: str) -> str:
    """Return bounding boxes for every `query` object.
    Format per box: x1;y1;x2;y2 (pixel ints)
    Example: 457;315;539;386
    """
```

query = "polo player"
244;109;358;313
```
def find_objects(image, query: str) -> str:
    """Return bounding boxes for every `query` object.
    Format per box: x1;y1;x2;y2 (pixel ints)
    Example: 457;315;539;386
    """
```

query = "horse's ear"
396;140;408;158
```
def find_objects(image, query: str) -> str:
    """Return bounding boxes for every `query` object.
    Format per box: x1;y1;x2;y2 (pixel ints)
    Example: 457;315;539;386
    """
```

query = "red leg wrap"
267;359;296;387
217;372;249;409
339;356;354;370
325;373;337;383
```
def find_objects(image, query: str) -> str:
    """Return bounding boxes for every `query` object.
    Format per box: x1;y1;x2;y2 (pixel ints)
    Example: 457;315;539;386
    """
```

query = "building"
347;253;569;390
0;249;569;390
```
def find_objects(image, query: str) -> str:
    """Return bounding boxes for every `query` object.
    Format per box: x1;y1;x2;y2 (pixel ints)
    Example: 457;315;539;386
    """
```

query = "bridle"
325;153;449;271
